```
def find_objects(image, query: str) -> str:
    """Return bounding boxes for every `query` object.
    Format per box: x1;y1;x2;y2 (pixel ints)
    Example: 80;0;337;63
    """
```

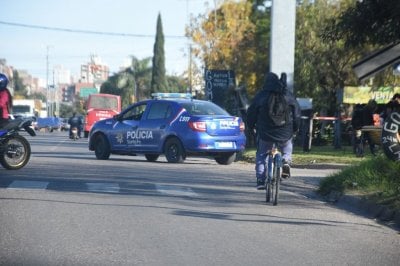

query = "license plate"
216;141;233;148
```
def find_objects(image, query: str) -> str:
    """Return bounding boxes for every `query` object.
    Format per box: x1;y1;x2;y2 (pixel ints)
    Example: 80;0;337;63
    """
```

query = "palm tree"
128;56;152;101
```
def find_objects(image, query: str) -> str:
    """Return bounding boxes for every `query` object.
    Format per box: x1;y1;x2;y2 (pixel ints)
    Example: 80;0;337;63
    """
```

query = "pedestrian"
351;103;364;155
247;72;301;190
0;73;13;129
381;93;400;125
361;99;378;156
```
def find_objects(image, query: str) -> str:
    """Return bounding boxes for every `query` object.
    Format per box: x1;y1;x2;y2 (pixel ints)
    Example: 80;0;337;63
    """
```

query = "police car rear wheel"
145;154;159;162
165;138;185;163
94;134;111;160
215;152;236;165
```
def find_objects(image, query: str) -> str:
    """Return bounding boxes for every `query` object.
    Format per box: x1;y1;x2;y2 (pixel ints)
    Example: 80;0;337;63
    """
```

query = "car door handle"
160;125;166;129
131;126;138;130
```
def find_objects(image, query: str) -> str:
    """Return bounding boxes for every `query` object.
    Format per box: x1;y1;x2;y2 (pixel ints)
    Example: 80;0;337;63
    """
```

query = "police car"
88;93;246;165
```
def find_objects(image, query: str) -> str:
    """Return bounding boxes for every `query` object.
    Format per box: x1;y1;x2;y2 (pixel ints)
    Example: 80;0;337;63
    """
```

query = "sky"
0;0;212;81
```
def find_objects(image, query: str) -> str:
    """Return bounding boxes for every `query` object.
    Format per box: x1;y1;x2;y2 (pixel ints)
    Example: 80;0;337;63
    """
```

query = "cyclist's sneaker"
257;179;265;190
282;163;291;179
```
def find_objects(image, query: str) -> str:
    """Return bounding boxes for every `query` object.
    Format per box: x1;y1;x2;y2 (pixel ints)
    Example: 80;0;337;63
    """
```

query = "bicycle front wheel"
273;158;281;206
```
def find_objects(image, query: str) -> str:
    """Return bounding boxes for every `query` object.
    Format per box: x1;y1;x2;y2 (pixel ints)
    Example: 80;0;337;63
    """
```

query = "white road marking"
155;184;198;197
7;180;49;189
86;182;120;193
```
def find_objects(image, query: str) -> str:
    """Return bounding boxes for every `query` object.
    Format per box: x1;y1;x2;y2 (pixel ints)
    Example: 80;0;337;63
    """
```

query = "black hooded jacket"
246;72;301;143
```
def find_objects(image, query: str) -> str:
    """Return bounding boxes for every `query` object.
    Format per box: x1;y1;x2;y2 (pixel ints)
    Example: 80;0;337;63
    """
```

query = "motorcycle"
0;118;36;170
70;127;79;140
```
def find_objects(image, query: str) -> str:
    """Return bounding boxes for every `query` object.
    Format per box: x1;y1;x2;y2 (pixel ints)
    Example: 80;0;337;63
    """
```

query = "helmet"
0;73;9;91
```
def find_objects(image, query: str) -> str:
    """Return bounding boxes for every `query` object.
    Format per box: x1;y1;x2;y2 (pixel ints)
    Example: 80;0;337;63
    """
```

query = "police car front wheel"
94;134;111;160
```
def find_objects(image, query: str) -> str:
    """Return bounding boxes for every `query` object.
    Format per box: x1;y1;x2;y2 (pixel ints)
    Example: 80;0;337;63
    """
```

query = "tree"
323;0;400;48
188;0;257;94
12;70;28;97
188;0;389;118
59;103;74;118
321;0;400;91
29;92;46;102
151;13;168;93
294;0;361;115
248;0;271;95
166;75;186;93
129;56;152;101
100;57;152;107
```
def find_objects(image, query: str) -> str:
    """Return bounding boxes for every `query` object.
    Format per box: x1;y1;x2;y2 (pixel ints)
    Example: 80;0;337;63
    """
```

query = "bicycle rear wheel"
266;177;271;202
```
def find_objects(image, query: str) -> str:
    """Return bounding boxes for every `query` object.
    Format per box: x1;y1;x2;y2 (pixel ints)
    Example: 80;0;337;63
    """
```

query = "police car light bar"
151;93;192;99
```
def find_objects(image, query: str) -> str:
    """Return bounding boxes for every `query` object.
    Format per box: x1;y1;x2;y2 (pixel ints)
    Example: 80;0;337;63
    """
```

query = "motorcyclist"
0;73;13;129
68;112;82;138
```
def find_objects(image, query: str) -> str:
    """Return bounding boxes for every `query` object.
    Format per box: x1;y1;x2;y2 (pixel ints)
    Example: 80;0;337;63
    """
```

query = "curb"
338;194;400;229
241;159;400;229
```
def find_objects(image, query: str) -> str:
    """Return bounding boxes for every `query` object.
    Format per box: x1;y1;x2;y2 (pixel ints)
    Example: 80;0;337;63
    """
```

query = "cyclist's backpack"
266;90;289;127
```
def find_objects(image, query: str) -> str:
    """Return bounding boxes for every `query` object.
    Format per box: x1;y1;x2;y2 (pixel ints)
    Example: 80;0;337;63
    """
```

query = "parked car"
88;93;246;164
35;117;62;132
60;118;70;131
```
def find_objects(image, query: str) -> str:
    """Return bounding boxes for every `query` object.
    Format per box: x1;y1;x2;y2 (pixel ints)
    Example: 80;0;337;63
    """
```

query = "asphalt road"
0;131;399;266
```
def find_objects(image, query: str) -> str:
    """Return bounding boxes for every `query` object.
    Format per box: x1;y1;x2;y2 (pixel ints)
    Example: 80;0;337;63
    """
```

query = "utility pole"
270;0;296;92
46;46;49;117
186;0;193;94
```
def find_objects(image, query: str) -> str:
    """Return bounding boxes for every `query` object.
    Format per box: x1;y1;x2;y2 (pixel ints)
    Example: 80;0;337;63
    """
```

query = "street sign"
204;69;235;107
80;87;98;98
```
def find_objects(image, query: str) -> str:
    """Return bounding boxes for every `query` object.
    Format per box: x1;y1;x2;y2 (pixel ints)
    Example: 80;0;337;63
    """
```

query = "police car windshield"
180;101;229;116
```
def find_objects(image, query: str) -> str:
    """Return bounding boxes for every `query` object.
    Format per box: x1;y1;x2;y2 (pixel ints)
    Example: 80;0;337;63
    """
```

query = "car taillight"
189;121;207;132
240;121;245;132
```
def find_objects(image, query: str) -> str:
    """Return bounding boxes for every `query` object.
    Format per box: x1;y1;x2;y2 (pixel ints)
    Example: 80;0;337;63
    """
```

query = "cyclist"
0;73;13;129
247;72;300;190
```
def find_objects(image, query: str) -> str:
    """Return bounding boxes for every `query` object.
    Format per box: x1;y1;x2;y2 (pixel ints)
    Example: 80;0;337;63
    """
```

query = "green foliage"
28;92;46;102
166;75;187;93
188;0;399;116
100;57;152;108
242;145;365;165
151;13;168;93
188;0;360;116
323;0;400;47
318;155;400;210
295;0;360;115
320;0;400;89
189;0;258;95
130;56;152;101
59;103;74;118
249;1;271;96
12;70;28;97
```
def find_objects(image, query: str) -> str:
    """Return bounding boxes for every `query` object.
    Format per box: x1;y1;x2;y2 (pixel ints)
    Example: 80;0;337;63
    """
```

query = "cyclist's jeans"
255;138;293;181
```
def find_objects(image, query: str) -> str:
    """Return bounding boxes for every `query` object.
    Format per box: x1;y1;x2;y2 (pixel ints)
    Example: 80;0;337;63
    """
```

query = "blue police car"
88;93;246;164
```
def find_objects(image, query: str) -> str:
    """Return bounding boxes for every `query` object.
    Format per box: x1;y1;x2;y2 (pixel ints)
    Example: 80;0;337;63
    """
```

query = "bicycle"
265;144;282;206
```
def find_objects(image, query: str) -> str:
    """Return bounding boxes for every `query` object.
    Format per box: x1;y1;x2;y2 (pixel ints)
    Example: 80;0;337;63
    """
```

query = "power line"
0;20;186;39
